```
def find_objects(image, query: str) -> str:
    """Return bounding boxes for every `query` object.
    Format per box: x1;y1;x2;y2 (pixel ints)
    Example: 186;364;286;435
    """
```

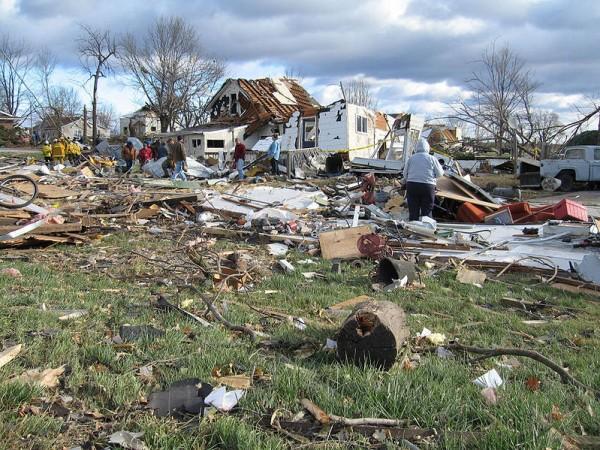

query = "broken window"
356;115;368;133
230;94;238;115
207;139;225;149
303;118;316;144
191;138;202;148
123;127;128;134
151;126;157;132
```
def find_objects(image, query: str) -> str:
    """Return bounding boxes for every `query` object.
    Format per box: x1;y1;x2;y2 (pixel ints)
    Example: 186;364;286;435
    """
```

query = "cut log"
336;301;409;370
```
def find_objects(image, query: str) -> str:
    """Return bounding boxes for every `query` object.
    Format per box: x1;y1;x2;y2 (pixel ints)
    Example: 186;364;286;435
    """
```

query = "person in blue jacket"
404;138;444;221
267;133;281;175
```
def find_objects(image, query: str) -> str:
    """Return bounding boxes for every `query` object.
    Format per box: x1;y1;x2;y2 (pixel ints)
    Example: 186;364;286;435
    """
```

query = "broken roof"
209;77;321;137
238;77;320;121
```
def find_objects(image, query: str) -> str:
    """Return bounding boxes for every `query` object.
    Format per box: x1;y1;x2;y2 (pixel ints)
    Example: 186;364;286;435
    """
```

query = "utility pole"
83;105;88;143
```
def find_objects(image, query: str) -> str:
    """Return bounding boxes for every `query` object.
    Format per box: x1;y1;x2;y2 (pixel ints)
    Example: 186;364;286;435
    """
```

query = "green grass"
0;232;599;449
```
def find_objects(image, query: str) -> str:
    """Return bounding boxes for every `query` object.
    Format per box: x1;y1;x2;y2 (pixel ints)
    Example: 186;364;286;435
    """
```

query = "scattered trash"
267;243;288;256
148;378;213;417
456;267;487;287
204;386;245;412
108;431;148;450
473;369;503;389
14;365;66;388
480;387;498;405
278;259;295;273
0;344;22;369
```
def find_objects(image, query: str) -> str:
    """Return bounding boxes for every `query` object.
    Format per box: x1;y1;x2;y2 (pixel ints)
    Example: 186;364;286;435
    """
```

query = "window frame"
356;115;368;134
207;139;225;149
565;148;585;160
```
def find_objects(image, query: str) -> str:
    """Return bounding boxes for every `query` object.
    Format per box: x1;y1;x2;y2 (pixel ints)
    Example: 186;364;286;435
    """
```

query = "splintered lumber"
201;226;318;245
319;225;373;260
336;300;409;370
0;344;22;369
435;190;500;210
137;193;199;207
0;222;82;236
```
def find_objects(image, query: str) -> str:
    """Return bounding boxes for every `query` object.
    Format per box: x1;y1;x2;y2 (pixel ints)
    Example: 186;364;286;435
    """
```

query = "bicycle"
0;174;39;209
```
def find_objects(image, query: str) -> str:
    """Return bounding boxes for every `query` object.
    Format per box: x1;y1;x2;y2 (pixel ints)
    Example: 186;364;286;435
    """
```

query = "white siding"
281;111;300;150
316;100;348;152
346;103;379;160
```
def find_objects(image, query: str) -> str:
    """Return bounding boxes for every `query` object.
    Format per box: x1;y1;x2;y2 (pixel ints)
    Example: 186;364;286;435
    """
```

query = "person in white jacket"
404;138;444;221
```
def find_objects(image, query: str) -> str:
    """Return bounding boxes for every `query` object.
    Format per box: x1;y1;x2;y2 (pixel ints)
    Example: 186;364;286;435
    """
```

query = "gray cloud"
2;0;598;118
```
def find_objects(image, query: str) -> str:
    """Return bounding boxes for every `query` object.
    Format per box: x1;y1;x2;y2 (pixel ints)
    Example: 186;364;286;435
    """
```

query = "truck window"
565;148;585;159
595;149;600;160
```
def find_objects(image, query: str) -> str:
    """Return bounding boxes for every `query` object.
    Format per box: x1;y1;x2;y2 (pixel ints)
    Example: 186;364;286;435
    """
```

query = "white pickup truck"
540;145;600;191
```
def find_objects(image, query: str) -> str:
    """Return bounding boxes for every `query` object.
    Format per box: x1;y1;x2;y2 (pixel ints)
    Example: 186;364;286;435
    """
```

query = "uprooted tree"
77;24;117;143
119;16;226;132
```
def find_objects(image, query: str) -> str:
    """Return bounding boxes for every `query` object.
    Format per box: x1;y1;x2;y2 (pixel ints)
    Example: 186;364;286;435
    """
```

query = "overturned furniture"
336;300;409;370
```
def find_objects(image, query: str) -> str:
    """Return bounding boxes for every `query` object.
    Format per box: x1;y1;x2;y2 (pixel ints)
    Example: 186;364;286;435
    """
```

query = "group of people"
41;137;82;165
117;131;282;182
121;136;187;180
230;132;281;180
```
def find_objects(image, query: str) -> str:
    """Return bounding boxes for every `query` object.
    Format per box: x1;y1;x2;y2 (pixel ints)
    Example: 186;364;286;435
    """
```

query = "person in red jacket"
232;137;246;180
138;143;153;166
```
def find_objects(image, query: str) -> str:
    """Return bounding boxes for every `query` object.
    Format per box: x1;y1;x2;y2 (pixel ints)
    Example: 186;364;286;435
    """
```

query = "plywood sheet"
319;225;373;260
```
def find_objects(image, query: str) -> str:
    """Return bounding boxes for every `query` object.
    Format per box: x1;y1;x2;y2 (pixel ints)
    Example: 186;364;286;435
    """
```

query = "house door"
302;118;316;148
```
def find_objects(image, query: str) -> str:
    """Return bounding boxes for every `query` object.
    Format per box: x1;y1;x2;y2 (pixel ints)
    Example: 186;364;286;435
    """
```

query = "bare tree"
77;25;117;143
97;103;117;132
0;35;34;120
284;67;304;82
33;49;82;135
340;79;378;110
119;16;225;132
451;43;539;154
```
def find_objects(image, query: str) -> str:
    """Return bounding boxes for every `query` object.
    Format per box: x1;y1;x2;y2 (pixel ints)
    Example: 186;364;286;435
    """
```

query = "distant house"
422;124;462;150
0;110;19;129
120;106;161;137
34;116;110;141
160;123;248;160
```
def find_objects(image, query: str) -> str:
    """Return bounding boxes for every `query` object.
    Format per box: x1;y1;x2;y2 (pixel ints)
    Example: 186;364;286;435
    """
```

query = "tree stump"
336;301;409;370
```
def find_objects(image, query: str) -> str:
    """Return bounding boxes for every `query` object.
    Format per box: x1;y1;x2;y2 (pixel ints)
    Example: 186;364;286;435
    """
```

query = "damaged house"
165;77;320;161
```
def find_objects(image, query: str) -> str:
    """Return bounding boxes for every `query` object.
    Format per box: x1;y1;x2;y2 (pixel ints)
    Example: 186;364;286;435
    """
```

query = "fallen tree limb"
154;294;212;327
445;342;595;394
179;284;269;342
301;398;408;427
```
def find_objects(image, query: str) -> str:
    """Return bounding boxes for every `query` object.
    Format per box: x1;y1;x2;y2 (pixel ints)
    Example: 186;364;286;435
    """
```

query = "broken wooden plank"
0;344;22;369
201;227;318;244
319;225;373;260
0;222;82;236
435;190;500;210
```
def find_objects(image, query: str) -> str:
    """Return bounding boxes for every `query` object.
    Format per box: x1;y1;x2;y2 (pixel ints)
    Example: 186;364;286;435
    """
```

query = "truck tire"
557;172;574;192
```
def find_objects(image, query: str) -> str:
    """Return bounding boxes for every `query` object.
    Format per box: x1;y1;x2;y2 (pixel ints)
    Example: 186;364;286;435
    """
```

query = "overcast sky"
1;0;599;123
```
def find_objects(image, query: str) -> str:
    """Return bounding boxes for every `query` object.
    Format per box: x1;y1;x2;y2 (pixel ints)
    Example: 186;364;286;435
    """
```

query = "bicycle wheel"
0;175;39;209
